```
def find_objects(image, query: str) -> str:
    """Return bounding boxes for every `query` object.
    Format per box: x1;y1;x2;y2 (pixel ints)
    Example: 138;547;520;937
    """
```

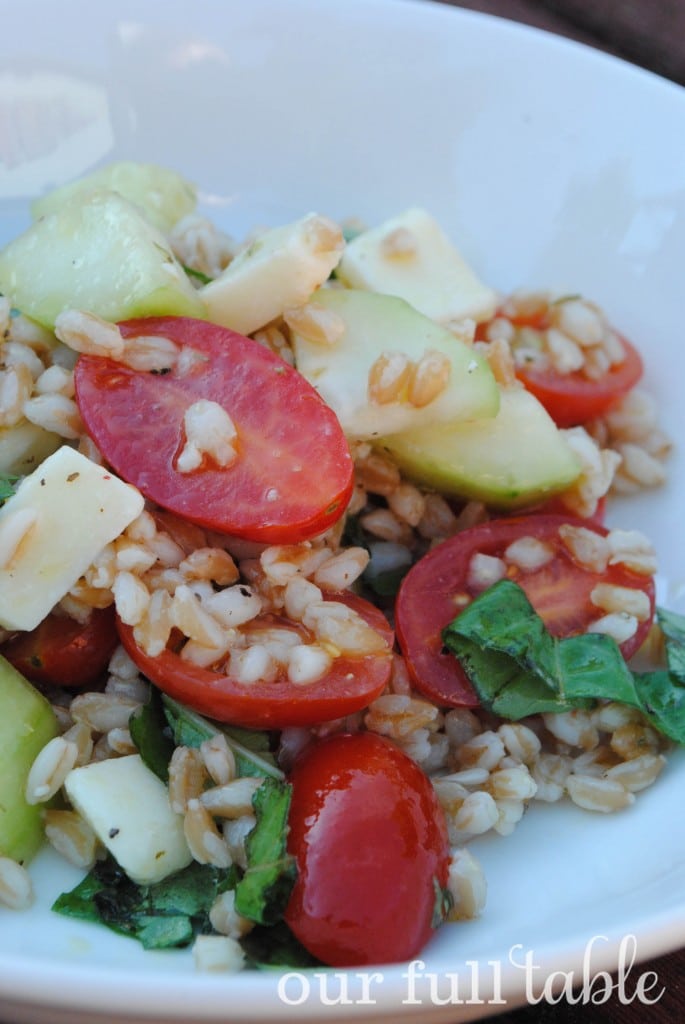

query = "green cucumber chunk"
290;287;499;439
0;190;205;329
31;161;197;233
381;387;581;508
0;655;59;863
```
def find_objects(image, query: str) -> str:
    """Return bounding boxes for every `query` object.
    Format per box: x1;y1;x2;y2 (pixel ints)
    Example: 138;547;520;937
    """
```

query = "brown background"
430;5;683;1020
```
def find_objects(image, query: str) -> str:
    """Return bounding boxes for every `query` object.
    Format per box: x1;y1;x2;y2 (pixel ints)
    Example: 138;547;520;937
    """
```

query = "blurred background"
435;0;684;85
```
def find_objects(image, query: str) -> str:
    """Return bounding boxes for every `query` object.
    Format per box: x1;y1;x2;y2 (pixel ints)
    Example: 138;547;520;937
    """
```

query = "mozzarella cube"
0;446;144;630
64;754;192;885
336;207;498;324
201;213;344;335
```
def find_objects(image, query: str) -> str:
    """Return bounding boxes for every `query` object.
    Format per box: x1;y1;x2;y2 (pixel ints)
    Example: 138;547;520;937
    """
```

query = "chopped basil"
52;857;238;950
53;776;298;954
234;777;296;926
0;474;18;505
442;579;685;743
161;695;282;779
129;689;175;782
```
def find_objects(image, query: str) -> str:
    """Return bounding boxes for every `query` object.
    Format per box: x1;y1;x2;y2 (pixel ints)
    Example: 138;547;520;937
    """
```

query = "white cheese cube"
336;207;498;324
0;446;144;630
201;213;344;335
64;754;192;885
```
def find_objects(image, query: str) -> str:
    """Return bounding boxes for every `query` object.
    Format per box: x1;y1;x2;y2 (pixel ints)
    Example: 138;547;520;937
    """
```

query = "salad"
0;161;680;972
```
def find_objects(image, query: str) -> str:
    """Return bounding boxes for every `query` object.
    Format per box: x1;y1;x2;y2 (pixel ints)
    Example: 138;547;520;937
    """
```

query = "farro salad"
0;161;681;971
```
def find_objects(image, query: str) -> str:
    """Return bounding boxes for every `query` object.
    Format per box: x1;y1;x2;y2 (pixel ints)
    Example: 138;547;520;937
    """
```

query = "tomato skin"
1;607;118;689
395;515;656;708
477;310;643;427
516;333;643;427
116;593;393;729
74;316;354;544
284;732;450;966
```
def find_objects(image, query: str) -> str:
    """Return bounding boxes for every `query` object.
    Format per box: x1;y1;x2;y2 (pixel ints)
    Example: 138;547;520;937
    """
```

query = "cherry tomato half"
476;308;643;427
1;607;118;689
516;334;643;427
395;515;656;708
74;317;354;544
116;593;393;729
285;732;451;966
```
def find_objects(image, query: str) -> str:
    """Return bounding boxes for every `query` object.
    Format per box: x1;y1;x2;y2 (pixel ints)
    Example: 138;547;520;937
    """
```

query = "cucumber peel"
0;655;59;863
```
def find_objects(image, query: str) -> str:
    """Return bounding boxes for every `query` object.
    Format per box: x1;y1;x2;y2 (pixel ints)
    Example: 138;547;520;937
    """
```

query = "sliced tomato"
285;732;450;966
116;592;393;729
2;607;118;689
74;317;354;544
476;308;643;427
395;514;656;708
516;334;643;427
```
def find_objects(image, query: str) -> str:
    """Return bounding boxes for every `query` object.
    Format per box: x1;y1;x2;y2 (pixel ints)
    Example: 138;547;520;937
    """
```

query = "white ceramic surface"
1;1;685;1021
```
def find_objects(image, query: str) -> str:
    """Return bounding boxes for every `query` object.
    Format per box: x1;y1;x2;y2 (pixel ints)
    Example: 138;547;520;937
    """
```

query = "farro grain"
200;735;236;787
209;890;255;939
168;747;208;813
54;310;125;359
368;351;412;405
566;773;634;812
43;809;99;868
25;736;79;804
0;857;33;909
184;799;233;868
445;849;487;921
192;934;245;973
200;777;263;818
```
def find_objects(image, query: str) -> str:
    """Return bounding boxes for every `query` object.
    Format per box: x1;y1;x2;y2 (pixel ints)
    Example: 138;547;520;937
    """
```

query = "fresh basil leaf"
0;474;18;505
53;856;237;950
234;777;296;926
129;690;175;782
631;670;685;744
443;579;685;743
242;921;321;969
656;607;685;681
161;695;282;779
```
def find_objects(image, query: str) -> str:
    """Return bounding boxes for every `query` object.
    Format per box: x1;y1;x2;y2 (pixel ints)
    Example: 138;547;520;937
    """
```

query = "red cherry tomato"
395;515;655;708
74;317;354;544
116;593;393;729
476;309;643;427
284;732;451;966
1;607;118;689
516;334;643;427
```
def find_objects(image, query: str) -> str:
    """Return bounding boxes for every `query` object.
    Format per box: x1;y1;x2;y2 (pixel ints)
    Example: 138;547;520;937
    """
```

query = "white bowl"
1;1;684;1022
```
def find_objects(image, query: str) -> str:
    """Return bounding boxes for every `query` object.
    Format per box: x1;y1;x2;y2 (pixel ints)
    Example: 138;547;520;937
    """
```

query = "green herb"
442;579;685;743
183;265;213;285
234;777;296;926
0;474;18;505
52;776;297;953
52;856;237;950
242;920;321;969
129;690;176;782
162;695;282;779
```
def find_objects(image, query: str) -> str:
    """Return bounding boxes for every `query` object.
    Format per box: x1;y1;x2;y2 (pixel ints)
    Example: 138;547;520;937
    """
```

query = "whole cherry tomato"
284;732;451;966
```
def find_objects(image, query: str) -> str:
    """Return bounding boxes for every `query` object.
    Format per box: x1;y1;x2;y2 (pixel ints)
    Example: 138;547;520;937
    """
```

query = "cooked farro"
0;177;677;981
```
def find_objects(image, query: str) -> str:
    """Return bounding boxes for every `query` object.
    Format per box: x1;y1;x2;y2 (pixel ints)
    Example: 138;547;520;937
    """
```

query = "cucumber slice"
290;287;499;439
31;161;197;233
0;655;59;863
0;190;205;329
381;387;581;508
